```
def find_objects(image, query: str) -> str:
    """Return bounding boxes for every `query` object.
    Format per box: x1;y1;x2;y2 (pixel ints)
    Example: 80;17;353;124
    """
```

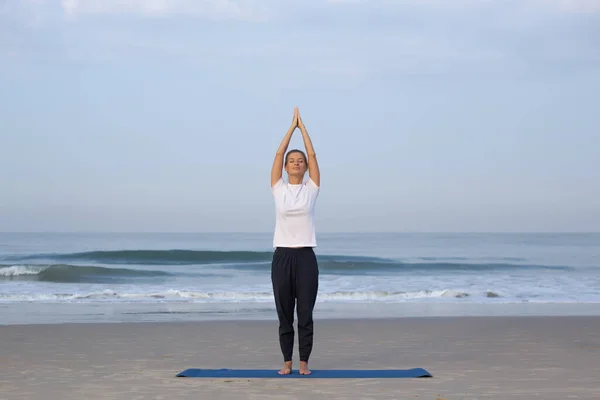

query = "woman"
270;107;321;375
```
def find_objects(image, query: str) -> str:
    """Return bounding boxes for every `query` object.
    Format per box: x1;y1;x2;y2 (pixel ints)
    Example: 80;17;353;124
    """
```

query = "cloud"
3;0;599;84
59;0;270;20
554;0;600;13
327;0;600;14
7;0;600;24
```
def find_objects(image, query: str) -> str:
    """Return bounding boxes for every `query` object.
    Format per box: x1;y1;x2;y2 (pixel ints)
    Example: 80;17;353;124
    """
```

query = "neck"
288;175;303;184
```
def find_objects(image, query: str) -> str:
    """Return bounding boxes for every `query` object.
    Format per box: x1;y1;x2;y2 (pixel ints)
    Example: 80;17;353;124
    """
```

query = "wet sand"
1;316;599;399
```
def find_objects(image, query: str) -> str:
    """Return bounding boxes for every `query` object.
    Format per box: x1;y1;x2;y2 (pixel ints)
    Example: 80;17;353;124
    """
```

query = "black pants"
271;247;319;363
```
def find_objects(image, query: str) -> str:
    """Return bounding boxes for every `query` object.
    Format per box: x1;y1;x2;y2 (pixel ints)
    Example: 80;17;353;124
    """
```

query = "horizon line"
1;231;598;235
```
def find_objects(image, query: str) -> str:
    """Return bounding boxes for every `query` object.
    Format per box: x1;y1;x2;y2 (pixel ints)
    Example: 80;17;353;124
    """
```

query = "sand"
1;316;599;400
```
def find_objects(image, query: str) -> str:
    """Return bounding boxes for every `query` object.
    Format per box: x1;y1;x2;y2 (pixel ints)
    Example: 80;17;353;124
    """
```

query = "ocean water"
1;232;599;324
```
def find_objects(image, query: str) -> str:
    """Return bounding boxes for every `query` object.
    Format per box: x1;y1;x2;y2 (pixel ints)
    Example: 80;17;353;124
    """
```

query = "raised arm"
271;108;298;187
297;109;320;187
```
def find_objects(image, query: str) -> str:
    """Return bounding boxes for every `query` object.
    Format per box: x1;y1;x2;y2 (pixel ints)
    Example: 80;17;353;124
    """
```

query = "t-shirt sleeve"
306;178;320;196
271;178;285;194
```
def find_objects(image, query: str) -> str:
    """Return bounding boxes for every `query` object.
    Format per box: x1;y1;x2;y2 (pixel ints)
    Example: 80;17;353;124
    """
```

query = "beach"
1;316;599;400
2;232;599;398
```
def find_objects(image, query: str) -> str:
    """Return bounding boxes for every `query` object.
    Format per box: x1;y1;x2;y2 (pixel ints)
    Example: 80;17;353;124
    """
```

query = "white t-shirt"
272;177;320;248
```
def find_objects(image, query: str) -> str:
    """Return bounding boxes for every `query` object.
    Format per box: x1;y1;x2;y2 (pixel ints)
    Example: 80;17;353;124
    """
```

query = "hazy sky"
1;0;599;233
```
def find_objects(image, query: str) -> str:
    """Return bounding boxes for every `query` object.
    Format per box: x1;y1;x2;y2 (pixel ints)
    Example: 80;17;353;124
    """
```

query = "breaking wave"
0;288;502;303
0;264;171;283
3;250;572;274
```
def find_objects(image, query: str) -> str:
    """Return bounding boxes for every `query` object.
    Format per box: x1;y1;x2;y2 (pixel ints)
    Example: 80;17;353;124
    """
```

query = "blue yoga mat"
176;368;432;378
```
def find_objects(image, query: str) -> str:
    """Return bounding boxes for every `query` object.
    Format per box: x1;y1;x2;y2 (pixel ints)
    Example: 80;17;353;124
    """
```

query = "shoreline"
2;301;600;326
2;313;599;327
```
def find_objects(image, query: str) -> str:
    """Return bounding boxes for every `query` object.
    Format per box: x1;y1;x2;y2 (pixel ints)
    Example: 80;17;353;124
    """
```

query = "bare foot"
299;361;311;375
278;361;292;375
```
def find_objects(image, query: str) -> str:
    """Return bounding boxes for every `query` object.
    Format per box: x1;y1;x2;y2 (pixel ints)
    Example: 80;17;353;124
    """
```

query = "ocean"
1;232;599;325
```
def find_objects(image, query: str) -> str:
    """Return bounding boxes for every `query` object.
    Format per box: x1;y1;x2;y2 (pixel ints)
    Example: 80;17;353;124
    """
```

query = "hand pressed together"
290;107;306;130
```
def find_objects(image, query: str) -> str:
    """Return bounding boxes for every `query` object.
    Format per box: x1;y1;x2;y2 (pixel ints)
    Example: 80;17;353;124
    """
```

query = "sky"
1;0;599;233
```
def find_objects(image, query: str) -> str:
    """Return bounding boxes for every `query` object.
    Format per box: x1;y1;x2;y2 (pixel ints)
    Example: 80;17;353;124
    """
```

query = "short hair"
285;149;307;165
